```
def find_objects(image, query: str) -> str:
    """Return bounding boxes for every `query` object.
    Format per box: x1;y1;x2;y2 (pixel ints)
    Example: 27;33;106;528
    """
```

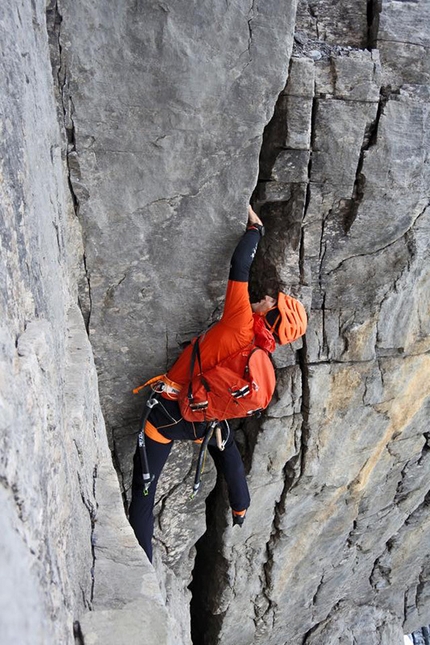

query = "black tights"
129;424;250;562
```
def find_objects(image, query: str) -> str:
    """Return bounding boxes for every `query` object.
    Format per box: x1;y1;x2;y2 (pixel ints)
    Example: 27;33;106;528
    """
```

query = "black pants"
128;398;250;562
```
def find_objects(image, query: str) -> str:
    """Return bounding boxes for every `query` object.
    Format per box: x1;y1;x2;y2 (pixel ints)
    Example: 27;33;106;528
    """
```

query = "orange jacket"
167;279;254;386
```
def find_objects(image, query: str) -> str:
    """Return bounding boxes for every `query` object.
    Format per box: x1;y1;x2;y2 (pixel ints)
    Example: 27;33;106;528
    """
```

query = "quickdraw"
137;393;159;496
190;420;230;499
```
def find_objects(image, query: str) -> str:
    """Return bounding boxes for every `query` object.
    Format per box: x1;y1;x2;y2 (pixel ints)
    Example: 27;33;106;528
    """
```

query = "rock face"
53;0;299;638
55;0;296;432
194;1;430;642
2;0;430;645
191;1;430;642
1;2;174;644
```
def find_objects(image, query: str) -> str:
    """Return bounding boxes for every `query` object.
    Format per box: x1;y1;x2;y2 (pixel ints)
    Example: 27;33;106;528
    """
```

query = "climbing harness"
134;373;181;496
134;376;231;499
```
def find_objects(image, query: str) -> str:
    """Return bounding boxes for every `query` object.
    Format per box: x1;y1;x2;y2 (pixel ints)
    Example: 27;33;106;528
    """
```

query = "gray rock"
56;0;298;441
303;602;406;645
196;1;430;643
296;0;369;48
53;0;299;633
271;149;311;183
378;0;430;87
314;50;381;102
3;0;430;643
311;98;379;190
284;95;314;149
1;2;174;644
285;56;315;98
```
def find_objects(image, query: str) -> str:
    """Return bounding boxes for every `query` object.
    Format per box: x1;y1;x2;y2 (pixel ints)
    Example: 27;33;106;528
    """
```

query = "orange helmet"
264;292;307;345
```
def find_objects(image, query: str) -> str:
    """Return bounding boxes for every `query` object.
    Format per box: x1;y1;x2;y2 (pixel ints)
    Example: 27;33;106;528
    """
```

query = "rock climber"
129;205;307;562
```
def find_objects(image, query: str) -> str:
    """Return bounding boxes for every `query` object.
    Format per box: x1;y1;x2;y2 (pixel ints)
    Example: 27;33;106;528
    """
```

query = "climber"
128;205;307;562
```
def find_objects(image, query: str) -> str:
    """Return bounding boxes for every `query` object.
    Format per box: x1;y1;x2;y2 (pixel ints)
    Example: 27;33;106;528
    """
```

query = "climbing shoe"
232;509;246;527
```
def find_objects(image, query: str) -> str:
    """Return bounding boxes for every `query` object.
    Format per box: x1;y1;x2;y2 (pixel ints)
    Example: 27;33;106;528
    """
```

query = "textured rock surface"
55;0;430;642
55;0;297;438
194;1;430;643
1;2;173;644
53;0;299;638
2;0;430;644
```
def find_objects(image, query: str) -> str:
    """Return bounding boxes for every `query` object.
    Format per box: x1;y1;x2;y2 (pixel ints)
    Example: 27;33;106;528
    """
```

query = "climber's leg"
208;436;250;514
129;433;172;562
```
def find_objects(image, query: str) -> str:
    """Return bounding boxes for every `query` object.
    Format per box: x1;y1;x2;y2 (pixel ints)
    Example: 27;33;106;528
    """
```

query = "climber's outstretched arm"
229;205;264;282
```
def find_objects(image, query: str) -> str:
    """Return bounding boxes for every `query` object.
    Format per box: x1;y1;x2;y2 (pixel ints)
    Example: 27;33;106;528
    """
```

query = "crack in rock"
247;0;255;57
326;212;423;277
342;93;385;234
46;1;92;334
76;468;98;607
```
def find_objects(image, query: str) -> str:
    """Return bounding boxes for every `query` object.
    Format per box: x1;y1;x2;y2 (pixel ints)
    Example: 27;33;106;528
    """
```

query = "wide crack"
189;477;230;645
191;62;314;641
367;0;381;50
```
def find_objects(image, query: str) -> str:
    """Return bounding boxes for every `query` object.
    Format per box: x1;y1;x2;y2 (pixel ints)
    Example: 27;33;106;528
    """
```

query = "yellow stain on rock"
342;316;377;362
325;365;363;422
272;485;349;597
272;356;430;599
352;354;430;494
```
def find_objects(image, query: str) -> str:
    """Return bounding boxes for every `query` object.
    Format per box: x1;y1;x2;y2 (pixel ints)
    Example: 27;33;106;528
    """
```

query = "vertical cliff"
191;1;430;643
51;0;299;639
2;0;429;644
1;1;175;644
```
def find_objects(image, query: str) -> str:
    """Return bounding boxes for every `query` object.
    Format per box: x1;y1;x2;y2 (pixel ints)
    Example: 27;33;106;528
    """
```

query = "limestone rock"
55;0;298;440
303;602;406;645
1;2;173;644
296;0;369;48
378;0;430;86
3;0;430;643
195;3;430;644
52;0;300;636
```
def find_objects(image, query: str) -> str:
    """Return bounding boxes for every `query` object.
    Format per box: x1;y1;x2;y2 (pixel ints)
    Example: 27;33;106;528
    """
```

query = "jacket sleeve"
228;228;261;282
220;228;261;330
